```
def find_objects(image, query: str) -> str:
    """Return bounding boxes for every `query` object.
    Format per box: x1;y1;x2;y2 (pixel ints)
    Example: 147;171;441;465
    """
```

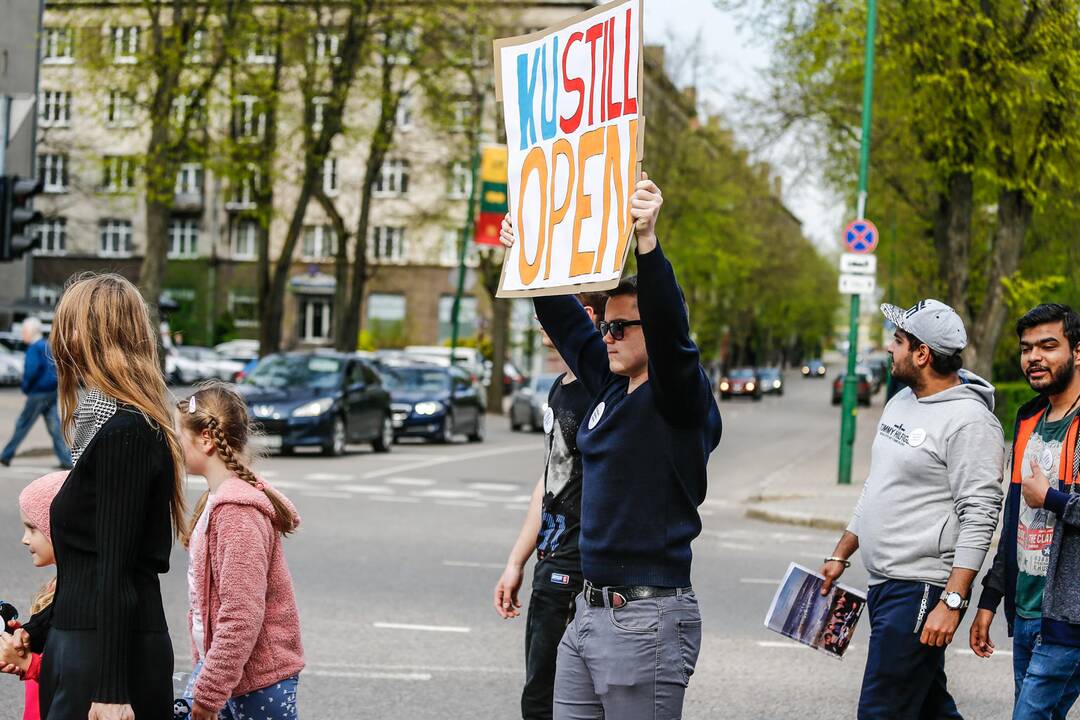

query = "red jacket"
22;653;41;720
187;477;304;711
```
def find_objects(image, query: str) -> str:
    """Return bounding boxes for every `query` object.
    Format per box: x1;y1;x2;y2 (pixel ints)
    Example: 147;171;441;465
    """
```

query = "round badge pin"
588;402;606;430
1040;447;1055;473
907;428;927;447
543;406;555;435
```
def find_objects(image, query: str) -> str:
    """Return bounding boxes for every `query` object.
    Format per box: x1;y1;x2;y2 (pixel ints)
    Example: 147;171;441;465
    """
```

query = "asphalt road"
0;373;1020;719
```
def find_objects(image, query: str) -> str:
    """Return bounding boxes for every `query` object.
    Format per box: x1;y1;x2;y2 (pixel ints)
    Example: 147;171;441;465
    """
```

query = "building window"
302;225;338;261
370;226;406;264
440;229;479;268
313;32;340;64
233;95;265;139
175;163;203;195
227;166;260;210
106;90;136;127
172;93;205;126
41;27;74;64
232;219;258;260
373;159;409;197
99;219;134;257
247;34;276;64
298;297;333;342
228;291;259;328
449;161;471;200
323;157;338;194
33;218;67;256
367;293;406;341
39;91;71;127
453;99;473;132
102;155;135;193
111;26;139;64
375;30;416;66
396;92;413;130
30;285;61;308
167;218;199;258
38;154;68;193
312;96;328;133
189;30;205;64
437;294;478;342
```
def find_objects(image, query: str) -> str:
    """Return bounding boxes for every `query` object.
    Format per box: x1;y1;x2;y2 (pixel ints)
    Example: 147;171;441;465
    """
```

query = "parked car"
862;356;890;392
379;362;486;443
0;332;27;356
510;374;560;431
0;345;22;386
720;368;762;400
238;352;393;456
857;362;883;394
402;346;487;384
757;367;785;396
175;346;246;382
214;339;260;362
165;348;205;385
832;370;873;407
802;359;827;378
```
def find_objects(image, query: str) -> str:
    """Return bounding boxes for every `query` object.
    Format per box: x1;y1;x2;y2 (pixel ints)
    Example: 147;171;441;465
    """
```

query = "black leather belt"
583;580;692;608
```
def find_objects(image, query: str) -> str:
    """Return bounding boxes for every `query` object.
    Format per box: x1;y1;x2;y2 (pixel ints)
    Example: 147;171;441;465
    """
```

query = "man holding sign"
499;173;722;718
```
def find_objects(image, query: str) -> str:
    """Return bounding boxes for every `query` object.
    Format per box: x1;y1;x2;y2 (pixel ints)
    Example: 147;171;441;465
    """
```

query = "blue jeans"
183;661;300;719
1;392;70;465
1013;624;1080;720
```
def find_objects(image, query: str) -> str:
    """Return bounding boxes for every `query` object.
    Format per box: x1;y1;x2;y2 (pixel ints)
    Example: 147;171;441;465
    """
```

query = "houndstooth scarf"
70;388;118;466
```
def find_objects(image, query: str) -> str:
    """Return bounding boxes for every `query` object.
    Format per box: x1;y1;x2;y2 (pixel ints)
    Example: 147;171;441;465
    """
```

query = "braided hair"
179;381;297;545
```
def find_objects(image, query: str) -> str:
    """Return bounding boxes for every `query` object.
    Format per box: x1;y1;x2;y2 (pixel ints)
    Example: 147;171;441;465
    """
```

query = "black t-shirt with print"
535;374;591;581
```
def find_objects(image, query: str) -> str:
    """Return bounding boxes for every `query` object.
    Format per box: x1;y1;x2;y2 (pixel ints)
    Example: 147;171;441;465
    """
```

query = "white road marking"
300;491;353;500
385;477;437;486
411;489;479;499
954;649;1012;657
467;482;521;492
337;484;394;494
265;480;316;490
305;472;355;481
756;641;807;649
717;541;756;552
443;561;505;569
435;500;487;508
361;443;537;480
370;495;421;503
373;622;471;633
305;669;432;681
740;578;779;585
504;504;530;511
308;661;517;675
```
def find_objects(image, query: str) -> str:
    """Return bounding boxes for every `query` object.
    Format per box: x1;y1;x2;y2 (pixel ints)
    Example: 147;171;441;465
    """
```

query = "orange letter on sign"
593;123;625;274
612;118;638;271
546;138;576;280
517;146;548;286
570;128;604;277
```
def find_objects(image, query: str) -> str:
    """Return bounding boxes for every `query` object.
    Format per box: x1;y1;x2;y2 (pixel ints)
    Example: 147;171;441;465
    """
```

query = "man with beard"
822;299;1004;719
493;292;607;720
972;303;1080;719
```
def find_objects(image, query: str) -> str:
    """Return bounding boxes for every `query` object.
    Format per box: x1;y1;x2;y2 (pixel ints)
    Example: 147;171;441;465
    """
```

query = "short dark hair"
576;292;609;318
899;329;964;375
607;275;638;299
1015;303;1080;349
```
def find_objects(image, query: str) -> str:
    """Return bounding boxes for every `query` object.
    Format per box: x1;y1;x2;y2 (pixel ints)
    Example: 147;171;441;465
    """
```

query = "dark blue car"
238;352;393;456
378;362;486;443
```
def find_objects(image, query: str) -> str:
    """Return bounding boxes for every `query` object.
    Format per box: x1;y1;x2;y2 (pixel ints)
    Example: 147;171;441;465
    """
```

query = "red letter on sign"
606;17;621;121
585;22;604;127
560;31;585;134
623;7;637;115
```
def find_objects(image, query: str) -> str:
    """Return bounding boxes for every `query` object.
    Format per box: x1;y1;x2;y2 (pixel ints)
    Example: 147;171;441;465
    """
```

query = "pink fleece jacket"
187;477;305;711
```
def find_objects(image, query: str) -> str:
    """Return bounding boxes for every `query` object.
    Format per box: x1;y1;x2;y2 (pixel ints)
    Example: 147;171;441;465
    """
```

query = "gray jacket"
848;371;1006;586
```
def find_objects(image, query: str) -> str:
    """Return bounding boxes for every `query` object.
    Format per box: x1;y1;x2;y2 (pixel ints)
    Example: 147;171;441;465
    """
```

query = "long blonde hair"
50;273;187;537
30;577;56;615
180;382;297;545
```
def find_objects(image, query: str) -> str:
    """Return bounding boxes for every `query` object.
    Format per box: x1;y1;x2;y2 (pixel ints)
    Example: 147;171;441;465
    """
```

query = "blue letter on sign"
540;37;559;142
516;49;540;150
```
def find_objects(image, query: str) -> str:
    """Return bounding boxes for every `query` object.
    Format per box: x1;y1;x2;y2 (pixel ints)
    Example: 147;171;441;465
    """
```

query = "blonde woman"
12;273;186;720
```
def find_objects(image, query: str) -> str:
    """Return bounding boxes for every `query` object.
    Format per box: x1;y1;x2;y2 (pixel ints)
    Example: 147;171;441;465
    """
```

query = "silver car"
509;373;559;432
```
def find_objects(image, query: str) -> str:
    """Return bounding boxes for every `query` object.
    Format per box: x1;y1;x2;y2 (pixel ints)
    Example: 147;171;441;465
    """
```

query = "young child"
0;471;68;720
178;383;304;720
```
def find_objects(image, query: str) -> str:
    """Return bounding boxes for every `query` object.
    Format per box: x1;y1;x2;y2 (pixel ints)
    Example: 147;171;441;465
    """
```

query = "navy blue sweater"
21;338;58;395
534;242;722;587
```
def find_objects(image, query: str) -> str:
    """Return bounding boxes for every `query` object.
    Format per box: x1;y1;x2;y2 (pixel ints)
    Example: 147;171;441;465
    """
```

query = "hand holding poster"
494;0;643;298
764;563;866;659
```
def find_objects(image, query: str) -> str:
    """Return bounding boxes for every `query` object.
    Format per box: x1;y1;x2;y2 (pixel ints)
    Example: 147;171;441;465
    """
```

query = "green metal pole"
449;88;486;366
838;0;877;485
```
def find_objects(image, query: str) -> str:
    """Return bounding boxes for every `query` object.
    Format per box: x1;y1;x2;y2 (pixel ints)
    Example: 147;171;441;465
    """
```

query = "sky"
641;0;847;255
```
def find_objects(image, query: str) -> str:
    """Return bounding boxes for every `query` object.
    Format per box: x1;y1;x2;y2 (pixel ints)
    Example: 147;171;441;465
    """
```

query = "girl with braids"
178;383;304;720
11;273;183;720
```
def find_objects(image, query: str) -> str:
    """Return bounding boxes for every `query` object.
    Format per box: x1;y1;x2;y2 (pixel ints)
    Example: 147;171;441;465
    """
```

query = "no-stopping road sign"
844;219;879;254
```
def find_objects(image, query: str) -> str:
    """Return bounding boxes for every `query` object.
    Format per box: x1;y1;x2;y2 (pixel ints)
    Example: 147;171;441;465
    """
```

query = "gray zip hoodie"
848;370;1006;586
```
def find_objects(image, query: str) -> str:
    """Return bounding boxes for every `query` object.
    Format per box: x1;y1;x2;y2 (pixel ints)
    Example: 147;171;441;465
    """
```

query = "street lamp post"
449;84;486;366
838;0;878;485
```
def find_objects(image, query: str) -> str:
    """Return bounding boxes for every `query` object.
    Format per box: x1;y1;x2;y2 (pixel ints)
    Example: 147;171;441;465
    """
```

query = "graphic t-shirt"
1016;409;1079;619
535;375;591;582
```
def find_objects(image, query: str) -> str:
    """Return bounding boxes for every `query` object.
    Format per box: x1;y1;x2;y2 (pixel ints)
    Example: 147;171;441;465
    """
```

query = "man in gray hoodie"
821;299;1005;720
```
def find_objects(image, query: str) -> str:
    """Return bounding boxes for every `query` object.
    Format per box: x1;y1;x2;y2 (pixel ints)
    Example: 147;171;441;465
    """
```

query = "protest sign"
475;145;509;247
493;0;643;298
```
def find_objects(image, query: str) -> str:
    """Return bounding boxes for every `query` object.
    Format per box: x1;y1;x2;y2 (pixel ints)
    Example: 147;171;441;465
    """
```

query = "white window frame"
106;90;136;128
247;34;276;64
373;159;409;197
302;225;338;262
369;226;407;265
41;27;74;64
314;32;341;64
39;91;71;127
227;166;260;210
396;92;413;131
39;154;68;193
449;161;472;200
234;95;265;139
312;96;328;133
175;163;203;195
99;219;134;257
167;218;200;259
102;155;135;193
299;297;333;342
189;29;206;64
228;291;259;328
232;219;258;260
30;285;61;308
111;26;139;64
172;93;204;127
33;218;67;256
322;156;338;195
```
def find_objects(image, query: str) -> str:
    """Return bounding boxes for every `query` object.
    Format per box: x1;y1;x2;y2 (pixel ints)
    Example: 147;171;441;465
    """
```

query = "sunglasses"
599;320;642;341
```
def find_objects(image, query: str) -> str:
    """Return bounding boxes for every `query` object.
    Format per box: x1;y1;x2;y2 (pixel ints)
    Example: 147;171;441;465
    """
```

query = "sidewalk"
743;396;879;531
0;389;66;459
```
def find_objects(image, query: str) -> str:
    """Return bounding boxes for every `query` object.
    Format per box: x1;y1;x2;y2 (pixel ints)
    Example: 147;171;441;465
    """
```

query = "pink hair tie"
254;482;265;491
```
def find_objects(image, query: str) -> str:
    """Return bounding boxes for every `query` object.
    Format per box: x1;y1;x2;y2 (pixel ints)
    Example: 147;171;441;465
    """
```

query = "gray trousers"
553;588;702;719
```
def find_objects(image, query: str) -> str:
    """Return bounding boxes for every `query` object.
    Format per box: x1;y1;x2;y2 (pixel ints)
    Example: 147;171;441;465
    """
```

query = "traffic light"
0;175;44;261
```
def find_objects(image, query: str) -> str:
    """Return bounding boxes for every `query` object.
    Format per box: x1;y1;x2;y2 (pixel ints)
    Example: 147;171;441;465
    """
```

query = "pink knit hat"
18;471;68;542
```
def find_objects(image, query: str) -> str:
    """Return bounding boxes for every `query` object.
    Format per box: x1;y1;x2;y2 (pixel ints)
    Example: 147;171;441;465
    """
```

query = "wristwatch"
941;591;969;611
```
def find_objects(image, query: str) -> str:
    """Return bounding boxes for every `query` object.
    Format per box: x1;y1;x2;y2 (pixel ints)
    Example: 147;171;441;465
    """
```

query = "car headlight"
746;382;756;391
719;381;730;391
414;401;444;416
773;380;782;389
802;366;810;374
818;367;826;375
292;398;335;417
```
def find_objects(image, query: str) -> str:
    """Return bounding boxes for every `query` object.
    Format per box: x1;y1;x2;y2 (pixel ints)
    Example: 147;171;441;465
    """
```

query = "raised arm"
533;296;613;397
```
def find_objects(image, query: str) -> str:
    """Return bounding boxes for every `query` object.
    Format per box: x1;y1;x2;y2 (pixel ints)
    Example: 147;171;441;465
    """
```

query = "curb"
744;504;848;532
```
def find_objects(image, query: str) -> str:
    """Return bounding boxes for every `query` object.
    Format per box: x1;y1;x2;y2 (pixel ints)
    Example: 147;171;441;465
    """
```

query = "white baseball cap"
881;299;967;355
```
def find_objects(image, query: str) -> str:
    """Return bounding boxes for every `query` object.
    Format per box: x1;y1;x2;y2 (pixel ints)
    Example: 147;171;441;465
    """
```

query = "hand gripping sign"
494;0;644;298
